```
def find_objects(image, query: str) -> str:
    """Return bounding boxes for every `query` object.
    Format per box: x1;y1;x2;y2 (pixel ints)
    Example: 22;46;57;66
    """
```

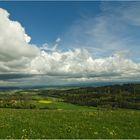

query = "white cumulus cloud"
0;7;140;84
56;37;61;43
0;8;39;73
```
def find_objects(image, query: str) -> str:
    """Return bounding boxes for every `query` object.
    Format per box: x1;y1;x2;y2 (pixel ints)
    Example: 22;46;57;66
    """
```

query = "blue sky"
0;1;100;45
0;1;140;86
1;1;140;58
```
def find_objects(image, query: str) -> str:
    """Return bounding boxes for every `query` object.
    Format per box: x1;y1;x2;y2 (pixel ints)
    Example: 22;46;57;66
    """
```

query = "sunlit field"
0;108;139;139
0;88;139;139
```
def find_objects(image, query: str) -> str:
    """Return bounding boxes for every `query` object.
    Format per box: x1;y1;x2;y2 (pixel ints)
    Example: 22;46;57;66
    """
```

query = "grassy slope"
34;97;96;110
0;108;139;139
0;92;139;139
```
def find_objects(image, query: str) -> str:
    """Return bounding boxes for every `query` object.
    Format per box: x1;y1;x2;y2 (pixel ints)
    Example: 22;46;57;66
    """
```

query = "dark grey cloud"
0;74;34;80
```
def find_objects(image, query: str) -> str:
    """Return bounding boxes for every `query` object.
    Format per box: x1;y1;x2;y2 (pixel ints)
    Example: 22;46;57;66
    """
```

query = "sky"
0;1;140;87
0;1;100;45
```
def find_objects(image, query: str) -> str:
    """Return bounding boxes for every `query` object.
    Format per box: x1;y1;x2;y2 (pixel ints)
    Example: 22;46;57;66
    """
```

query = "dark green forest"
0;83;140;110
39;83;140;110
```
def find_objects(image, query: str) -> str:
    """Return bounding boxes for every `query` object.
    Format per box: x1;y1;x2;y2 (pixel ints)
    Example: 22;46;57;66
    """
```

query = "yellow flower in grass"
38;100;52;104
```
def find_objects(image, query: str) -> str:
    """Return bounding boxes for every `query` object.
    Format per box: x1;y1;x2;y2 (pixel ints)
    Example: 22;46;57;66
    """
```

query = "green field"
0;108;140;139
0;89;140;139
0;106;140;138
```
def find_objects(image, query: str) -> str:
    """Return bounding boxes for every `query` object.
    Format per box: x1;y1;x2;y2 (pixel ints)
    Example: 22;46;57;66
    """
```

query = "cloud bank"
0;7;140;85
0;8;39;73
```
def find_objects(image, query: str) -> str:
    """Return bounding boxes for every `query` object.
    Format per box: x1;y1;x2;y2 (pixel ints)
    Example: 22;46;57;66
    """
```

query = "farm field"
0;84;140;139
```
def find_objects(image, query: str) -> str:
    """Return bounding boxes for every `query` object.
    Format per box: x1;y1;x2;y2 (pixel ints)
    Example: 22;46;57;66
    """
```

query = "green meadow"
0;108;140;139
0;87;140;139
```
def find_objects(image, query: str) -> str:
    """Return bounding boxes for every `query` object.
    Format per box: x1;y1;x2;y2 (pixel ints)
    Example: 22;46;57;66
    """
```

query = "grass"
35;97;96;110
38;100;52;104
0;91;139;139
0;108;139;139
